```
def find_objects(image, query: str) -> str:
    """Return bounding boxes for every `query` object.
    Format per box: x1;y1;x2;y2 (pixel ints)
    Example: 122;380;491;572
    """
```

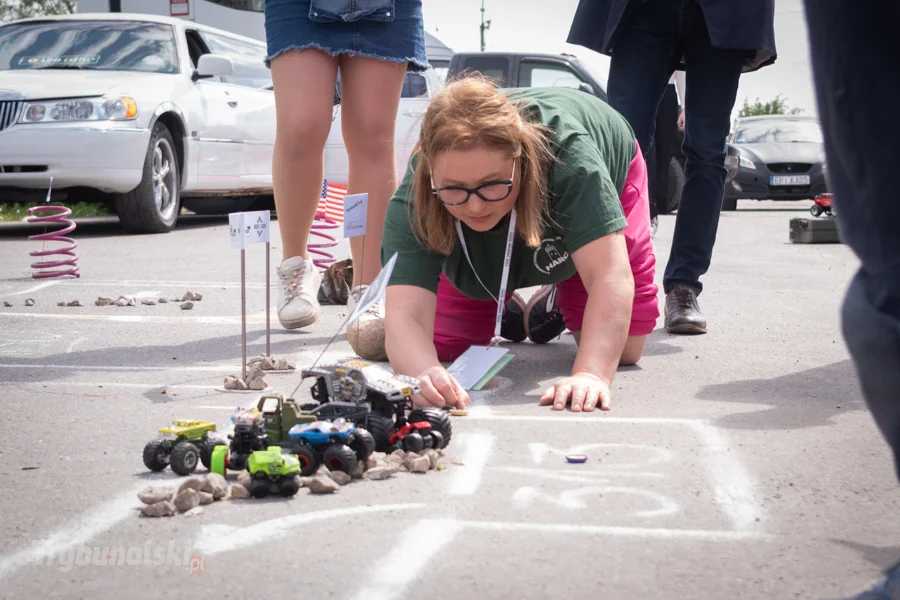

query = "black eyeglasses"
431;161;516;206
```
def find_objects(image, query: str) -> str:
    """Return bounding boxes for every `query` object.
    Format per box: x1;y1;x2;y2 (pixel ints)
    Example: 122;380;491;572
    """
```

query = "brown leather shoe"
664;285;707;334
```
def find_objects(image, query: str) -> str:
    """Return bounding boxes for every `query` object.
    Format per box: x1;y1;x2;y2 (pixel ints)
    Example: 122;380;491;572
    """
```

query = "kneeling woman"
379;76;658;412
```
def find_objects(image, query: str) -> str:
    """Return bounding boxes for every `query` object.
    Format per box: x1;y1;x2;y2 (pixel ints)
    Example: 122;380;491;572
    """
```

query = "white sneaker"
276;255;321;329
346;285;387;360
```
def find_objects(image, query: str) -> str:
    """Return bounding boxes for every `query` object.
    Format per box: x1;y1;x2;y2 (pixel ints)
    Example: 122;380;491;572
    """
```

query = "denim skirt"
263;0;429;72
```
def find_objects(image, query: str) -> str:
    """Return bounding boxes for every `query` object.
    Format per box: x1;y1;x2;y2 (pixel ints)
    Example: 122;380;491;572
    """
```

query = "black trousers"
645;82;680;219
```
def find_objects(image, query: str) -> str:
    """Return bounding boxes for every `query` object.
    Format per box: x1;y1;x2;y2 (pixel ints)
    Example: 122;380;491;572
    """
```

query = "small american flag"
317;180;347;223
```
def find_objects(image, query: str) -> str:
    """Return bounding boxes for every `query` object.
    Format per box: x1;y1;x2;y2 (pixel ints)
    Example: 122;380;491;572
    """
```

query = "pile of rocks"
94;291;202;310
223;365;268;391
138;448;446;516
248;354;295;372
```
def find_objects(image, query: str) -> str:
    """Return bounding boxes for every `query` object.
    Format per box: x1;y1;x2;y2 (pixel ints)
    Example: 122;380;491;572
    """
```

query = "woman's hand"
413;365;470;409
539;372;611;412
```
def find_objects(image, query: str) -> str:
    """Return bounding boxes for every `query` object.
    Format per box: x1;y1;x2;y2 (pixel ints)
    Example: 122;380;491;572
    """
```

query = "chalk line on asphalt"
6;279;267;289
0;312;270;324
0;363;238;372
446;431;494;496
458;520;770;541
350;518;464;600
6;281;60;296
192;504;427;556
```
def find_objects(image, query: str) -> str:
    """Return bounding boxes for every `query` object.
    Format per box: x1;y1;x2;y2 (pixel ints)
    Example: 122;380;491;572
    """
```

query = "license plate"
770;175;810;185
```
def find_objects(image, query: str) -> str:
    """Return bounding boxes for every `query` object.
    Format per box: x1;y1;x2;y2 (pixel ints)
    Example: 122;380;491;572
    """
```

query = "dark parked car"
722;115;828;210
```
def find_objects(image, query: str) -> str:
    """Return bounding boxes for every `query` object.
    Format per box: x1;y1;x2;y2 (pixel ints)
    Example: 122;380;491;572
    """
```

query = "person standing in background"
263;0;429;359
567;0;776;334
801;1;900;597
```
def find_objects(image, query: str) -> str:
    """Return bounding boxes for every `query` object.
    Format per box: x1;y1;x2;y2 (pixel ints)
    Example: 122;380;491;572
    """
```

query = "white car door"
184;29;245;189
394;71;433;180
198;31;275;190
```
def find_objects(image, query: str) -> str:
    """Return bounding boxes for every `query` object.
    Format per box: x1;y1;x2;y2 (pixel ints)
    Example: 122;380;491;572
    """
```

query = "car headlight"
739;156;756;170
18;96;138;123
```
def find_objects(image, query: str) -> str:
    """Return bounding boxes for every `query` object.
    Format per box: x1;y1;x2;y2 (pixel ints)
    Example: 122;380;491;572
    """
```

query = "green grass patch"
0;202;111;222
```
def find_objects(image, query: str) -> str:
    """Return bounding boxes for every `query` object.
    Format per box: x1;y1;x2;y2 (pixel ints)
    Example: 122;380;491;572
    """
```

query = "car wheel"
169;442;200;476
114;121;181;233
722;195;738;211
662;157;684;214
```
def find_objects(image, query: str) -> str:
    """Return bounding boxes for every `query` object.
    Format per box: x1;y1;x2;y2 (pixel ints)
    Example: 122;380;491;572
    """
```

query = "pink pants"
434;142;659;362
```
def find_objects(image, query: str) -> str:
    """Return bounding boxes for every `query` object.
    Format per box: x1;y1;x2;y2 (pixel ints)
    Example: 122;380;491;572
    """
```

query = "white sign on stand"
229;212;245;249
243;210;270;244
343;193;368;238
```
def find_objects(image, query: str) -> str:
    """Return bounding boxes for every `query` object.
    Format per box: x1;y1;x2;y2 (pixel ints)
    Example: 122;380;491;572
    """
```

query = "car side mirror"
578;82;595;95
193;54;234;81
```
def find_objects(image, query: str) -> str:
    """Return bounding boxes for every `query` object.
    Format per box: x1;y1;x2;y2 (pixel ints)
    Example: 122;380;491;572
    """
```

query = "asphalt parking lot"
0;201;897;600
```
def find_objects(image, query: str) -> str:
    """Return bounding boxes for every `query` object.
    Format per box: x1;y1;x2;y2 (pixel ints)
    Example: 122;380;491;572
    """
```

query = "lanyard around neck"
455;207;517;342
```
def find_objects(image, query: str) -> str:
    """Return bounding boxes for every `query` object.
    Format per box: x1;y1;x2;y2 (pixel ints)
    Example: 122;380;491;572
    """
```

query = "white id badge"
446;345;510;390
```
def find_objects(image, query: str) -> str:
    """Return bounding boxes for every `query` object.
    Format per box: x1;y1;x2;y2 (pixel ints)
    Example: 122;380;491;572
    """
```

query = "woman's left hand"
539;372;611;412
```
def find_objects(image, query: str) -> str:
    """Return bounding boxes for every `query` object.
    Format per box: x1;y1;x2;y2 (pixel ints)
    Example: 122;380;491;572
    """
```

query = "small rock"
141;299;156;306
117;295;136;307
66;300;82;307
140;500;176;518
247;365;265;381
95;297;113;306
183;506;204;517
316;464;330;476
197;491;214;505
306;475;340;494
247;376;267;391
230;483;251;499
177;476;206;494
424;450;440;469
393;449;407;461
138;486;175;505
328;470;352;486
236;470;251;486
158;298;168;304
367;451;386;470
182;291;203;302
407;456;431;474
174;489;200;513
223;376;249;391
363;466;401;481
248;355;275;370
3;301;12;308
180;301;193;310
25;298;35;306
386;453;406;468
351;460;366;479
57;301;65;307
202;473;229;500
115;298;129;307
273;357;295;370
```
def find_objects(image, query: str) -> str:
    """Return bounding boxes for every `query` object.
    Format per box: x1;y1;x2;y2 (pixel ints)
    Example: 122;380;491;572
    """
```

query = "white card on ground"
243;210;270;244
228;212;245;249
343;193;368;238
345;251;397;325
446;345;510;390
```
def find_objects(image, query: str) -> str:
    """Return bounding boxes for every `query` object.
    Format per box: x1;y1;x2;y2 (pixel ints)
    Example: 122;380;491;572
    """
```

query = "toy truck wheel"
290;445;318;477
210;445;229;476
403;432;425;454
249;477;270;498
365;413;397;453
429;430;444;450
142;440;170;471
350;429;376;461
322;444;358;475
408;408;452;448
810;204;823;217
279;475;301;497
170;442;200;476
201;440;227;470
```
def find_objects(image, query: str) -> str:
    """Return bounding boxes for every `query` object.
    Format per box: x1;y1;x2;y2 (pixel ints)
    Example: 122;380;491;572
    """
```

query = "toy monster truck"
286;418;375;476
301;358;452;452
245;447;303;498
142;419;227;476
209;406;270;476
810;193;835;217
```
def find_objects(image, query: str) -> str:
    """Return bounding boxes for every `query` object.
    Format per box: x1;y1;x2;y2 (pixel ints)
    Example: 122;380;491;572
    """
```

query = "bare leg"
572;332;648;366
270;49;339;261
269;49;339;329
336;56;408;286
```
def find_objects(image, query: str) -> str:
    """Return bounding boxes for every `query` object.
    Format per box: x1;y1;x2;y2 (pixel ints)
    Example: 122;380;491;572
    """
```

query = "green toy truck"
246;447;303;498
142;419;227;476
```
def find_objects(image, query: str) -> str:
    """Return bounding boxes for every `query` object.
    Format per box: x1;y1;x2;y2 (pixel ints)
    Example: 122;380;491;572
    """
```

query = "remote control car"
810;193;835;217
245;447;303;498
254;392;318;444
142;419;227;476
209;406;270;476
301;359;452;452
389;420;444;453
286;418;375;476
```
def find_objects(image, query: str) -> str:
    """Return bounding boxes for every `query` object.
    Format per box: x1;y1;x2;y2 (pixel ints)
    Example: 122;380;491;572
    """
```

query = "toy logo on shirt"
533;237;570;274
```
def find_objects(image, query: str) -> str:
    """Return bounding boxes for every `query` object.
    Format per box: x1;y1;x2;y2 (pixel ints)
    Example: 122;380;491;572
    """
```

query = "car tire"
142;440;170;471
114;121;181;233
169;442;200;476
661;157;684;214
181;196;257;215
722;194;738;211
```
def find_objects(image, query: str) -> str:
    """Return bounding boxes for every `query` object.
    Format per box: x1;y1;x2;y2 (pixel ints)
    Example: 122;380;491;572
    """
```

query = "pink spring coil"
308;212;339;271
26;205;80;279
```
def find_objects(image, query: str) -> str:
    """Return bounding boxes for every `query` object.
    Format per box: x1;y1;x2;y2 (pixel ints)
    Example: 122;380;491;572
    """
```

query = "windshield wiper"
36;65;98;70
